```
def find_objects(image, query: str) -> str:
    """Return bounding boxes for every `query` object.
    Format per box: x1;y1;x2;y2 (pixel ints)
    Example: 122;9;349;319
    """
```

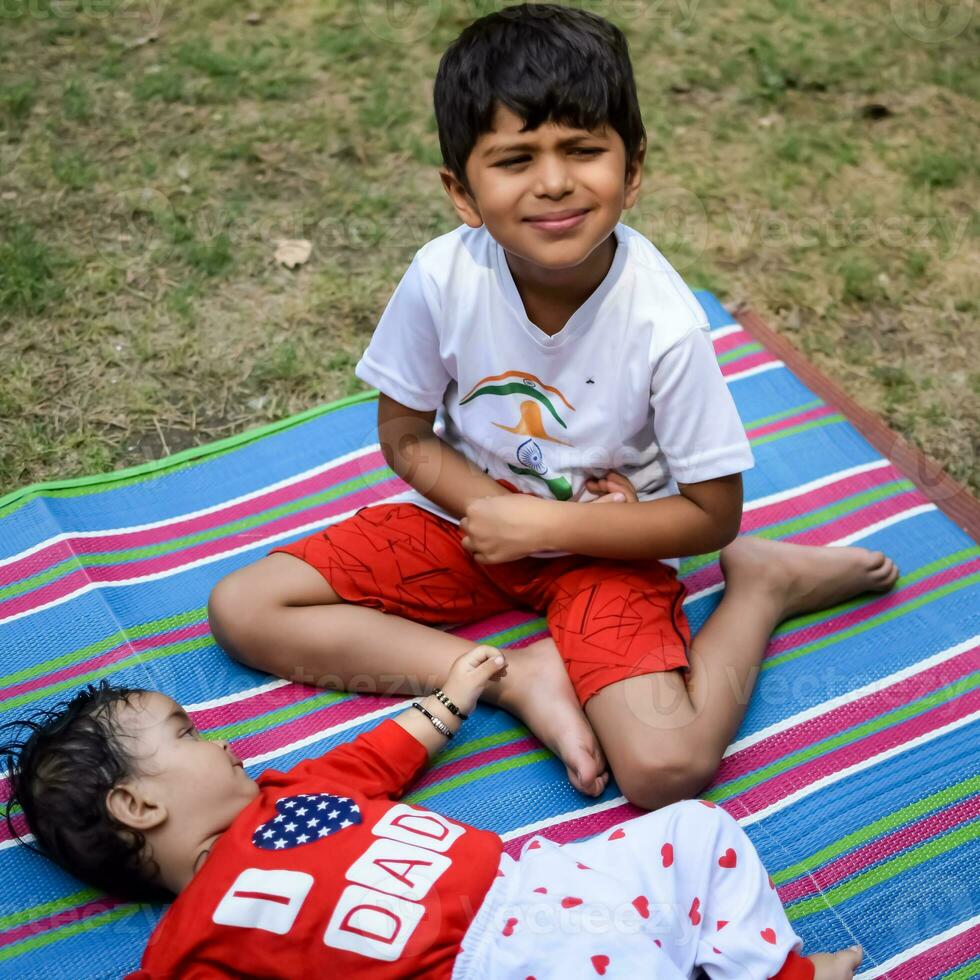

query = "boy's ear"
623;139;647;210
106;782;167;832
439;167;484;228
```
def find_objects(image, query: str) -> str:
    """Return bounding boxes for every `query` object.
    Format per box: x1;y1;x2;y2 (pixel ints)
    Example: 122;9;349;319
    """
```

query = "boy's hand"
584;470;639;504
459;493;555;564
441;646;508;716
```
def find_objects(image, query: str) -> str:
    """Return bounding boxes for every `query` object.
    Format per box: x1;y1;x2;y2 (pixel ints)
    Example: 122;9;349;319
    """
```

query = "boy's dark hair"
434;3;646;192
1;681;173;903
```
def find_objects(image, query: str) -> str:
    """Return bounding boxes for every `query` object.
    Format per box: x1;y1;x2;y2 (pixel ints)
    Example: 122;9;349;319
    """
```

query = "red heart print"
699;799;717;808
632;896;650;919
717;919;729;930
654;939;662;948
689;897;702;925
496;869;505;877
533;886;548;894
577;862;591;870
761;928;777;945
718;848;737;868
591;955;610;975
528;840;541;850
768;875;776;890
562;896;584;908
608;828;626;840
713;947;722;955
502;917;518;937
661;843;674;867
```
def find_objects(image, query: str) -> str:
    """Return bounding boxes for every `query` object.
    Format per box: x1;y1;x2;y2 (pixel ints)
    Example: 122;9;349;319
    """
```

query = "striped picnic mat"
1;291;977;979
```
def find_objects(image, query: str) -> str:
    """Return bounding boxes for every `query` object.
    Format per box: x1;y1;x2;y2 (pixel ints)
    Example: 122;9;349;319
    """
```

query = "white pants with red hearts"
452;798;808;980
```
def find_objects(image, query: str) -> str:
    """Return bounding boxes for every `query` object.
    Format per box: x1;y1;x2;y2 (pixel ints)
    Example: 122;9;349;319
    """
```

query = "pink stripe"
724;686;980;817
741;465;904;534
1;621;212;702
711;329;753;356
721;350;776;377
502;801;643;857
745;406;835;441
413;737;540;792
877;921;980;979
779;796;980;905
767;561;980;657
718;645;980;786
0;451;388;589
681;490;927;597
191;682;321;732
0;476;404;623
0;897;122;951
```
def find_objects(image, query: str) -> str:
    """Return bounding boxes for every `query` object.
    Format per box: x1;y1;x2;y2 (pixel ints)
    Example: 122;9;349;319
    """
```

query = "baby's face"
115;691;258;828
455;103;642;272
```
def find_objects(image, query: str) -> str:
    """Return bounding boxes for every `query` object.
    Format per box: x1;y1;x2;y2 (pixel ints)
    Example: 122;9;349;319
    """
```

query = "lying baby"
2;647;863;978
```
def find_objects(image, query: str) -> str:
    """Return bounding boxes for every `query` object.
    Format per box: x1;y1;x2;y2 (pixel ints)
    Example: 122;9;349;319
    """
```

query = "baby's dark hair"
1;681;172;903
434;2;646;191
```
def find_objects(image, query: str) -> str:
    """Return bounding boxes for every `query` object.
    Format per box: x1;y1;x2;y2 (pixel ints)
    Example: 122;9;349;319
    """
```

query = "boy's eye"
496;148;603;167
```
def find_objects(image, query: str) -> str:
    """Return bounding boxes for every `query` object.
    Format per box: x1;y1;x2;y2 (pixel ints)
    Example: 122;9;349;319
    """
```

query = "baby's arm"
377;393;510;519
392;645;507;756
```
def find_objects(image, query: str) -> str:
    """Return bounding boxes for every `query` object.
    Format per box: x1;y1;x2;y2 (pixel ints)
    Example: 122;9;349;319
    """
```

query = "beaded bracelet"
411;701;454;738
431;688;469;721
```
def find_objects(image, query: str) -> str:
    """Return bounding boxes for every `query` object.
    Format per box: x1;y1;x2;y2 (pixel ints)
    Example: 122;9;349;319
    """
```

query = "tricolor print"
0;291;976;978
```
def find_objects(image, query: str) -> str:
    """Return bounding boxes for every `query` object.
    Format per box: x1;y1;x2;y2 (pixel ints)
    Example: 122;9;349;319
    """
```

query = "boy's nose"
534;155;574;197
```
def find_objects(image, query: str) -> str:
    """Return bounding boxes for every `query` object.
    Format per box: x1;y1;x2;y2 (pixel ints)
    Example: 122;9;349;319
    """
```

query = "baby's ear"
105;782;167;831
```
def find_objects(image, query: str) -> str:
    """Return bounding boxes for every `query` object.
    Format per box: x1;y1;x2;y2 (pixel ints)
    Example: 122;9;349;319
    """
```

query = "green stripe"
750;413;844;447
786;818;980;920
937;953;980;980
743;399;823;431
2;636;215;713
0;390;380;519
707;674;979;802
772;547;980;638
681;478;912;576
0;887;101;933
763;572;980;671
0;904;140;964
772;775;980;885
406;749;552;803
459;383;567;429
716;341;764;365
204;689;349;741
0;465;395;603
0;607;206;689
429;726;528;766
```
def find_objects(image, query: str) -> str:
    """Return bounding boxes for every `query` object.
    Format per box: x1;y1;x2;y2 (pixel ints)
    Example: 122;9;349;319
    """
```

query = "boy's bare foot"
809;945;863;979
720;536;899;622
496;637;610;798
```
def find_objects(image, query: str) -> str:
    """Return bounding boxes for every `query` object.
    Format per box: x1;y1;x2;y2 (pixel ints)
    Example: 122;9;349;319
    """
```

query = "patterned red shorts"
271;503;691;706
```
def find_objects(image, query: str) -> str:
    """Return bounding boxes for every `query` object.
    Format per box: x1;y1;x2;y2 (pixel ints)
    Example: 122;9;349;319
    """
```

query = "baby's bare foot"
497;637;609;797
720;536;899;622
810;945;863;979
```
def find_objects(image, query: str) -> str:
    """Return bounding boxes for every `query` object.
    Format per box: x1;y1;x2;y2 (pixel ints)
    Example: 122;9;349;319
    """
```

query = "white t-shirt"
355;221;754;562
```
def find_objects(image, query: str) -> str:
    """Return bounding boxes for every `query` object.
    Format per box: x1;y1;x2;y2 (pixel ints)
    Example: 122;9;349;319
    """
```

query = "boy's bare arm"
377;392;509;518
461;473;743;563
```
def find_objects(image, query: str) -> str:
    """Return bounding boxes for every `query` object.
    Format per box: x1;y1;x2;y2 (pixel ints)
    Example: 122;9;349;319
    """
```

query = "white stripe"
724;634;980;757
832;504;935;546
857;913;980;978
0;488;418;627
709;322;741;340
0;833;32;852
740;709;980;827
682;496;936;606
0;444;382;569
186;678;290;713
744;459;891;512
725;360;785;383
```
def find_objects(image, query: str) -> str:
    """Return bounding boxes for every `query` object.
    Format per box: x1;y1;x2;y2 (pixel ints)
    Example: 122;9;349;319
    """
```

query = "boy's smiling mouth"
523;208;591;231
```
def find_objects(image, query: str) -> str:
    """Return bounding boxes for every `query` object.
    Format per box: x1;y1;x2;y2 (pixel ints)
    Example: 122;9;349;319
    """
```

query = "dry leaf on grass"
274;239;312;269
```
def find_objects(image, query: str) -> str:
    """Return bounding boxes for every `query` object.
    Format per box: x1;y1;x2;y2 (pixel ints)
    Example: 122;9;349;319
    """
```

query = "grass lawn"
1;0;977;493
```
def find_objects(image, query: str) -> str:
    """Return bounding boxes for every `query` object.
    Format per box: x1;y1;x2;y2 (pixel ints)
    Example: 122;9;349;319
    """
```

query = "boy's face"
113;691;258;830
440;103;644;273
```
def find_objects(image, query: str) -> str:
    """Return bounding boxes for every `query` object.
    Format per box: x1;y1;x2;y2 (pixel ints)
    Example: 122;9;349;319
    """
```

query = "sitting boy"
2;648;863;978
207;4;898;808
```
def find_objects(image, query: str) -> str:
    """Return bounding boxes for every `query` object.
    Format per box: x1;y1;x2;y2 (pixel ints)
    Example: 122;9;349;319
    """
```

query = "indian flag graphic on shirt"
459;370;575;500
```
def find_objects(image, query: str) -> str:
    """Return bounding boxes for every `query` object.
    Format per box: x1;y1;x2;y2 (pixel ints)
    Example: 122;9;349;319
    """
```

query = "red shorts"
271;503;691;706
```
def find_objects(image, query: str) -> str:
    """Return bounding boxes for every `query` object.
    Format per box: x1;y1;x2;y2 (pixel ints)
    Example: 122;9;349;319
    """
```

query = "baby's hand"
441;646;508;717
584;470;639;504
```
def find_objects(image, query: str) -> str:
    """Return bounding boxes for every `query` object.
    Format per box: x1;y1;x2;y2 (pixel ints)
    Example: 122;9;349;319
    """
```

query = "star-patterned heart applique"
252;793;361;850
